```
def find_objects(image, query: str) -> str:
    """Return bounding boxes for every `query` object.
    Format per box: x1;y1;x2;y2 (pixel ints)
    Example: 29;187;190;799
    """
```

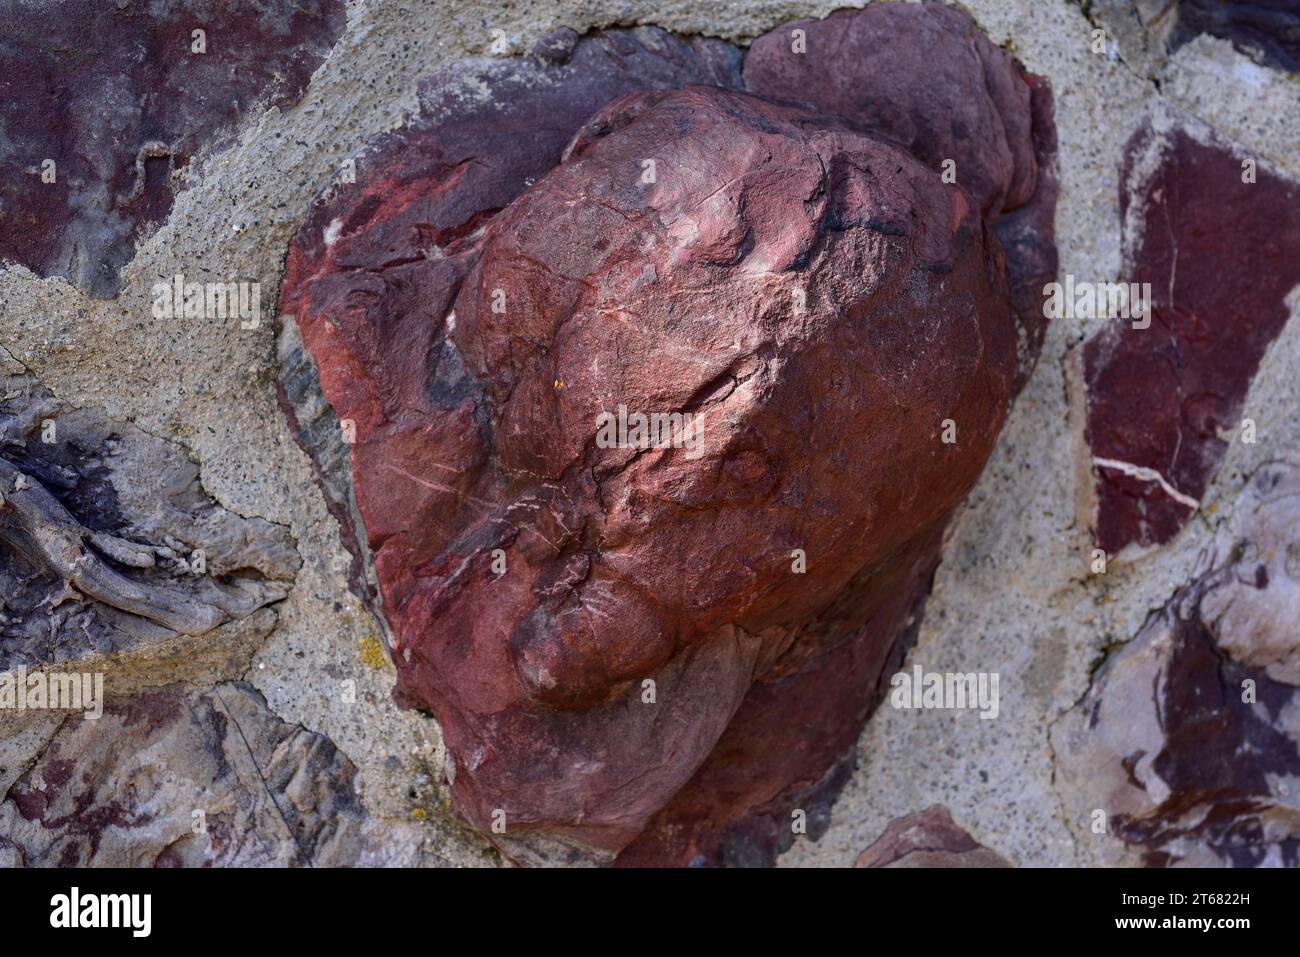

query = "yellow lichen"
359;635;388;670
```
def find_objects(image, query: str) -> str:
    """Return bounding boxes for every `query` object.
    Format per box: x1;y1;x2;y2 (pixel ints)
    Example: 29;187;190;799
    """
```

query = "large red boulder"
279;9;1057;865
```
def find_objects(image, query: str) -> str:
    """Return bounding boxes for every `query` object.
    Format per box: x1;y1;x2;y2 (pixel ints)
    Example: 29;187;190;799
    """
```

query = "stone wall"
1;0;1298;868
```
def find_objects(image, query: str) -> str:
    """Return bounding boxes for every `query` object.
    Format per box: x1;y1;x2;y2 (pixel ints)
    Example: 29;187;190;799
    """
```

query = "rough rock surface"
1079;111;1300;557
280;6;1056;865
0;0;345;297
2;0;1292;874
745;3;1039;221
744;2;1060;393
1054;450;1300;867
277;26;742;619
0;374;299;688
0;682;374;866
1141;0;1300;71
855;805;1012;868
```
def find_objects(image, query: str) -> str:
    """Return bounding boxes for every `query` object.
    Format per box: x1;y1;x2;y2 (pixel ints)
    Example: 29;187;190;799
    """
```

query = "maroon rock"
855;805;1012;868
278;27;742;618
745;1;1058;393
279;10;1056;866
745;3;1038;220
1054;451;1300;867
1081;113;1300;556
0;0;345;297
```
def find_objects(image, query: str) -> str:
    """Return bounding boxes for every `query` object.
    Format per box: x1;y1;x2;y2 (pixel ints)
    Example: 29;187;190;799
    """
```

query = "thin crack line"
213;689;314;868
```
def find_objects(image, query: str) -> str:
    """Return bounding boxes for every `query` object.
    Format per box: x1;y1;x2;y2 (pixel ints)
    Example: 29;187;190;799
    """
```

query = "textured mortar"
1;0;1296;867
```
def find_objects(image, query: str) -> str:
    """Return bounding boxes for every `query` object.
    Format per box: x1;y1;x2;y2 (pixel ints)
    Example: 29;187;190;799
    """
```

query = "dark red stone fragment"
1083;114;1300;555
0;0;345;296
855;805;1012;868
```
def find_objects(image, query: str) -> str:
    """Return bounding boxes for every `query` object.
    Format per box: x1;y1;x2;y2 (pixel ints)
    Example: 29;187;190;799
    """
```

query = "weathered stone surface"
278;26;742;622
1080;112;1300;557
745;3;1037;221
0;682;373;866
280;9;1056;865
1054;451;1300;867
1142;0;1300;71
855;805;1012;868
0;374;299;689
744;2;1058;393
0;0;345;297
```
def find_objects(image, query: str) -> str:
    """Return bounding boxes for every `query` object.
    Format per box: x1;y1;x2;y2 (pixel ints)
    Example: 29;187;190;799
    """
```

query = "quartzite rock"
0;682;370;866
1079;111;1300;557
0;374;299;690
744;1;1059;393
744;3;1038;221
278;26;742;621
1054;450;1300;867
0;0;345;297
279;7;1057;865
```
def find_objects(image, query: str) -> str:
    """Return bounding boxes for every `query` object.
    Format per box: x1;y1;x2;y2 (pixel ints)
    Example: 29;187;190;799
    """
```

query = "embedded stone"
744;2;1059;393
855;806;1012;868
1146;0;1300;71
0;374;299;689
279;9;1057;866
0;682;371;866
0;0;345;297
1079;112;1300;556
1054;450;1300;867
278;26;743;619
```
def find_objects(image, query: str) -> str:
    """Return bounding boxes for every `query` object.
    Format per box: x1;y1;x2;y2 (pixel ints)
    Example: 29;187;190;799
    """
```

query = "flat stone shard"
0;682;370;866
0;375;299;688
1054;452;1300;867
280;9;1057;865
855;805;1012;868
0;0;345;297
1080;112;1300;556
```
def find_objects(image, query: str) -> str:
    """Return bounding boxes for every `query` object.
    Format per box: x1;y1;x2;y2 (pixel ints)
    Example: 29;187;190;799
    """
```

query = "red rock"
745;3;1038;220
1081;113;1300;556
279;28;742;617
745;2;1057;393
855;805;1012;868
0;0;344;297
279;10;1056;866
